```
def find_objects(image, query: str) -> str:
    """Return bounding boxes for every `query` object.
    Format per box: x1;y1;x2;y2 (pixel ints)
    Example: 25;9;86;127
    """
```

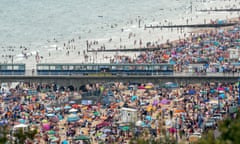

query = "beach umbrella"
50;116;59;123
14;124;28;128
93;111;100;116
57;114;63;121
46;107;53;111
152;99;159;106
131;95;138;101
160;99;170;105
50;137;59;142
64;105;71;109
217;87;224;91
120;126;130;131
69;101;76;104
46;113;55;117
138;85;145;89
72;104;80;109
175;109;185;113
18;119;25;124
164;82;178;88
67;114;80;122
73;135;90;141
219;93;225;99
146;82;154;86
146;115;152;121
145;85;152;89
135;120;143;127
96;132;103;136
188;89;196;95
54;107;61;111
47;130;56;135
42;123;50;131
100;134;107;139
103;128;111;133
69;108;78;113
42;119;48;123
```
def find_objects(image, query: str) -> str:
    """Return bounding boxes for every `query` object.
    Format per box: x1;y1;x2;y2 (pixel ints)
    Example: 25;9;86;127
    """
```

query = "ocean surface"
0;0;239;67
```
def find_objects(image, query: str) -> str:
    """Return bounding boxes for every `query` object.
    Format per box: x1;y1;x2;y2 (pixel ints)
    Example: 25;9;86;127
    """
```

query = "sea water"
0;0;239;68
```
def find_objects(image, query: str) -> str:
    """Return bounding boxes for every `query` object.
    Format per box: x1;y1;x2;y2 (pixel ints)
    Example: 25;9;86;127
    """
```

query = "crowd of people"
0;80;239;144
109;20;240;74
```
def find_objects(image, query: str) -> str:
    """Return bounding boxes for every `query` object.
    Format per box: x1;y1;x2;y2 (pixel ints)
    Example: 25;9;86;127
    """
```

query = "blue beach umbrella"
131;95;137;101
18;119;25;124
67;114;80;122
54;107;61;111
64;105;71;109
46;113;55;117
188;89;196;95
146;115;152;121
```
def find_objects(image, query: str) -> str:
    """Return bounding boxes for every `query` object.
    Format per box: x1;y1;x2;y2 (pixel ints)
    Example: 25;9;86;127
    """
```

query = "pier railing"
10;70;240;77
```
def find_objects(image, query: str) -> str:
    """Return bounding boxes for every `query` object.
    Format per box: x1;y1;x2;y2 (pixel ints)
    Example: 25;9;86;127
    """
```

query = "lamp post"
218;90;220;112
238;79;240;105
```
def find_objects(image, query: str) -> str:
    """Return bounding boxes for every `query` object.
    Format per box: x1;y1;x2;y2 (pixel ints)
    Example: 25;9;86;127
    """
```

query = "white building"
228;48;240;61
120;107;138;123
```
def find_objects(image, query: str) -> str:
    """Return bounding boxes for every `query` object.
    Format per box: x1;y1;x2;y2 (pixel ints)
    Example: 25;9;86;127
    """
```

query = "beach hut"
120;107;138;123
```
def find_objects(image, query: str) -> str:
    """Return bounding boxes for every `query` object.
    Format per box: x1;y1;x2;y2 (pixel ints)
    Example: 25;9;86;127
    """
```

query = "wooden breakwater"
199;8;240;12
87;45;172;52
145;23;237;29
